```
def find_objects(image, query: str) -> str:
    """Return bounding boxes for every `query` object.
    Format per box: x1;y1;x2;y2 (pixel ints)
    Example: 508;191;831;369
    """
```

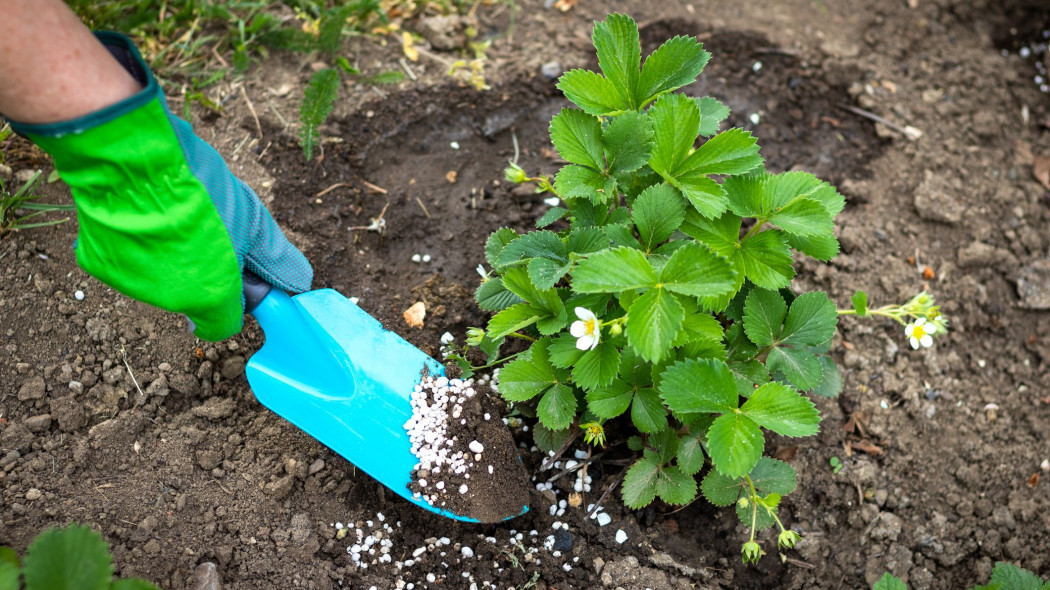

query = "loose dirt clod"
404;366;528;523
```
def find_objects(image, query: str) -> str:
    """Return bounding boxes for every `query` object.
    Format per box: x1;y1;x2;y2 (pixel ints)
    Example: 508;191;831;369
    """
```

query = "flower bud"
609;323;623;336
777;530;801;551
741;541;764;564
736;497;750;510
504;162;527;184
465;327;485;347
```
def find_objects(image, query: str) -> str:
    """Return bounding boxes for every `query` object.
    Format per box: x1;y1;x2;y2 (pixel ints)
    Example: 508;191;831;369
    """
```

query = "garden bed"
2;0;1049;589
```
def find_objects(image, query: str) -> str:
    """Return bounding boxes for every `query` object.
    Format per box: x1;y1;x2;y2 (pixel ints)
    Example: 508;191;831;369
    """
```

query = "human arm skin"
0;0;141;123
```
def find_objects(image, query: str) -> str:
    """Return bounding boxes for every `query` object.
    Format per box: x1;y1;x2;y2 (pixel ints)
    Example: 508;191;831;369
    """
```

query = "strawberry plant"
460;13;948;562
0;523;161;590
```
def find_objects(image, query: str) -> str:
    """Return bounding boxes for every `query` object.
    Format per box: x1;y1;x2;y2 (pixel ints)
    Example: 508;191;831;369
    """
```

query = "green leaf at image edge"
872;573;909;590
23;524;113;590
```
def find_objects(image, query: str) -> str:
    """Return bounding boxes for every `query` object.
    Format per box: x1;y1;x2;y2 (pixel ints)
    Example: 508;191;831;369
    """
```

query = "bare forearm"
0;0;141;124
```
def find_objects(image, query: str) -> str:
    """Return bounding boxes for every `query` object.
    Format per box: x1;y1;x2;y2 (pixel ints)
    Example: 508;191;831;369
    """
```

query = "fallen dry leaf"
404;301;426;329
401;31;419;62
923;265;935;280
1034;155;1050;191
852;440;885;456
1028;472;1039;487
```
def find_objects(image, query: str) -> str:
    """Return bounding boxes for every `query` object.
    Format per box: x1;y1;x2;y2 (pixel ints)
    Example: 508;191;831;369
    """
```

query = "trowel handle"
243;270;274;313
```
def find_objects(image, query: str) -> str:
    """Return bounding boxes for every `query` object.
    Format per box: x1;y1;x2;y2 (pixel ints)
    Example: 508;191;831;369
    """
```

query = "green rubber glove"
6;32;313;341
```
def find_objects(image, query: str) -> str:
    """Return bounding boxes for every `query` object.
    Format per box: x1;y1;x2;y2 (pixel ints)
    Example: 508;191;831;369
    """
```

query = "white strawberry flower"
905;317;936;349
570;307;600;351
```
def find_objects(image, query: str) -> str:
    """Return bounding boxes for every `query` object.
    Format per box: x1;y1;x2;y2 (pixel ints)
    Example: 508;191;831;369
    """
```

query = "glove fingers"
236;181;313;294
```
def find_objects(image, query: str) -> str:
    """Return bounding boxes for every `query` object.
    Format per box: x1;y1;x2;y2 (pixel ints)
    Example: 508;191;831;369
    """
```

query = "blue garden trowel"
240;272;528;522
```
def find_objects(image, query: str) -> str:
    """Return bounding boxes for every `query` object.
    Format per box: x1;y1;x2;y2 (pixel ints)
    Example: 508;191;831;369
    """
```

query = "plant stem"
742;219;768;241
745;475;759;542
507;332;537;342
470;350;525;371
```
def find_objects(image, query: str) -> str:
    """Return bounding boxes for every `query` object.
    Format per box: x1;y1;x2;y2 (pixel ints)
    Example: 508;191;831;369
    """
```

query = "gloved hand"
6;32;312;341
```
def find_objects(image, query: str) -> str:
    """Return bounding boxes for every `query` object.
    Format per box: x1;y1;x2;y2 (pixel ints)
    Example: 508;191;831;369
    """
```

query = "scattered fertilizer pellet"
749;112;761;125
411;254;422;263
469;440;485;454
74;290;85;301
461;546;474;558
440;332;455;344
596;513;612;527
543;196;560;207
450;141;460;150
615;529;628;544
422;254;432;263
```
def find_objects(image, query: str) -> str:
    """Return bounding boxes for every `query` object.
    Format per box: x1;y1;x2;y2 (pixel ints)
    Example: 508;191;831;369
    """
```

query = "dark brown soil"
3;0;1050;589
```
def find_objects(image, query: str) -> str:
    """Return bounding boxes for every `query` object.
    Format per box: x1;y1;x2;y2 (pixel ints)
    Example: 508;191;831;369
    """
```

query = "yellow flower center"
912;324;926;339
584;317;596;335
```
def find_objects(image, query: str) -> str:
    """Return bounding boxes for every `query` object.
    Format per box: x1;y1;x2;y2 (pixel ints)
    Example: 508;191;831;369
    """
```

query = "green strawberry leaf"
528;258;572;291
767;197;834;237
548;333;587;368
660;242;737;299
475;278;524;312
989;562;1044;590
603;111;653;175
740;382;820;437
649;93;700;179
742;288;787;347
622;456;660;509
637;35;710;104
700;468;742;506
487;303;541;339
497;230;567;267
626;288;684;363
676;435;706;475
681;128;762;176
631;387;668;433
0;564;16;590
537;384;577;430
593;14;641;109
566;226;611;255
23;524;113;590
740;230;796;290
748;457;798;495
812;355;843;398
498;339;560;401
557;69;626;116
659;358;738;414
872;573;909;590
572;340;622;391
632;183;685;252
670;172;728;219
485;227;518;267
554;165;617;204
550;108;605;170
707;413;763;478
767;346;823;390
536;206;569;229
656;465;698;505
786;232;840;261
781;291;838;347
586;379;634;419
111;580;163;590
572;247;658;292
696;96;730;137
534;422;572;454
